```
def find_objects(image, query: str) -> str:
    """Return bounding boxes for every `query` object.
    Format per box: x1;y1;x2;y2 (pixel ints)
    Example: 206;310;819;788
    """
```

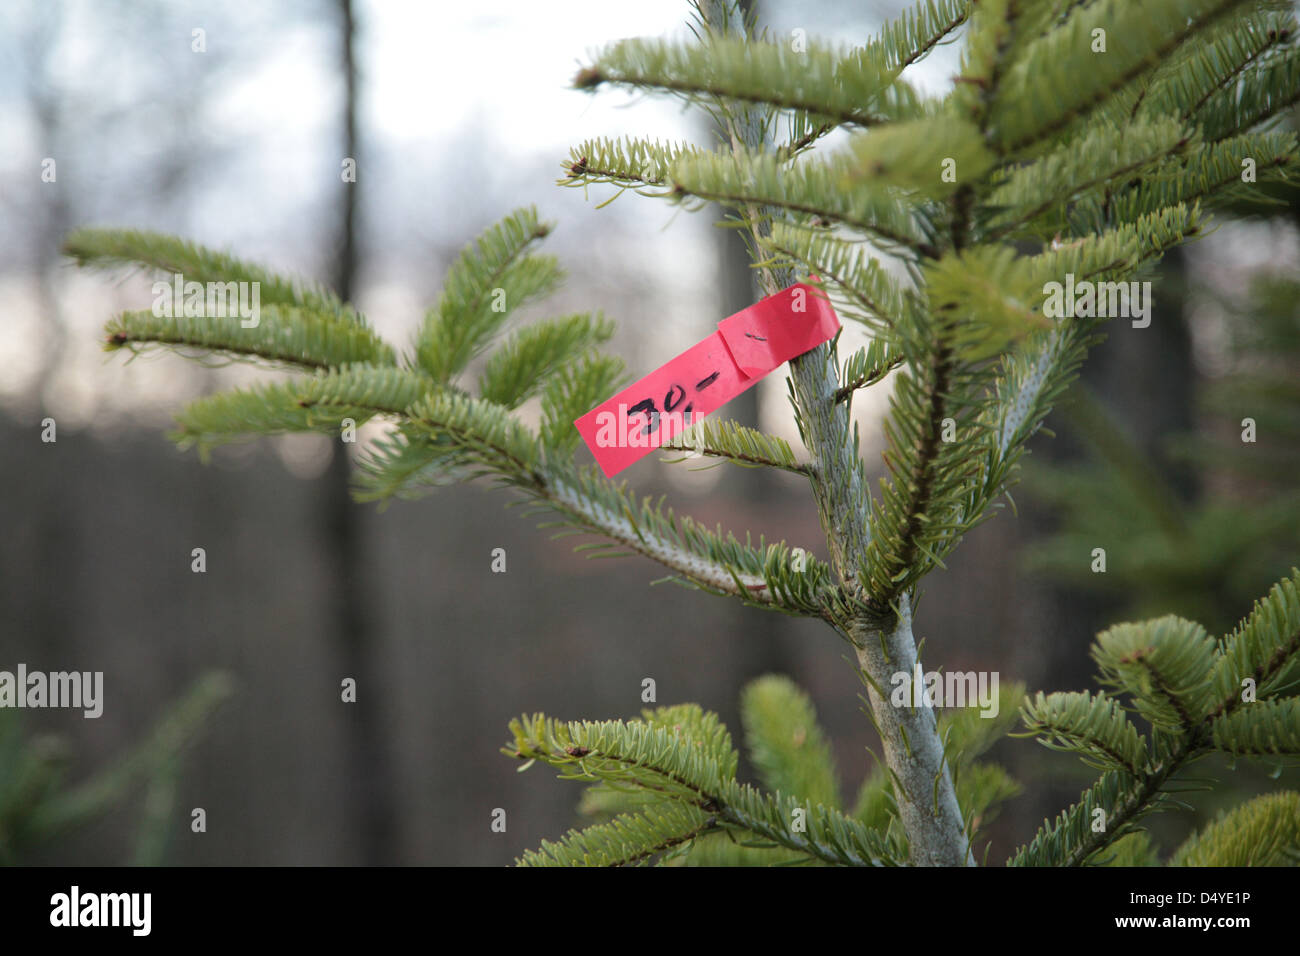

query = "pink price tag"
574;282;840;477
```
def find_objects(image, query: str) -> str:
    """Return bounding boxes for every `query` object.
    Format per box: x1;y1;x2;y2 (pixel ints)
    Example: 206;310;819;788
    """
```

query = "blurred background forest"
1;0;1297;866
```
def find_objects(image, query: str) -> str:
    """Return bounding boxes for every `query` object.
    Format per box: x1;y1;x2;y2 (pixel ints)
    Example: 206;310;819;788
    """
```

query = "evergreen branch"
923;245;1052;361
780;119;836;160
1211;699;1300;755
404;390;541;479
982;117;1194;239
534;466;834;616
1019;690;1148;775
289;364;436;414
1178;13;1291;119
539;354;628;456
576;34;914;129
1195;41;1300;140
835;340;905;403
516;804;717;866
986;204;1204;487
562;137;695;192
478;312;614;409
1102;131;1298;224
668;148;942;259
992;0;1254;154
1008;768;1168;867
1015;571;1300;866
104;304;396;371
64;228;366;325
740;675;840;809
353;428;468;506
865;0;973;74
507;711;734;803
1102;10;1290;124
1092;617;1219;733
506;709;898;865
859;299;1001;603
1208;569;1300;710
715;782;898;866
867;338;955;602
1171;791;1300;865
678;831;807;866
659;418;811;476
414;207;560;382
316;360;830;613
171;364;435;454
762;222;909;332
950;0;1021;147
844;115;995;199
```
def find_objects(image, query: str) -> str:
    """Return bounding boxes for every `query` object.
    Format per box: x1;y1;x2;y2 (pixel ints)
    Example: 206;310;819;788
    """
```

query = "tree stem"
851;598;973;865
699;0;972;866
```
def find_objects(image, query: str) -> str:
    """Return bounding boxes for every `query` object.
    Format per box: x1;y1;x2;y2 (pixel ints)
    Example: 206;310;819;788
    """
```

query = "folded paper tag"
574;282;840;477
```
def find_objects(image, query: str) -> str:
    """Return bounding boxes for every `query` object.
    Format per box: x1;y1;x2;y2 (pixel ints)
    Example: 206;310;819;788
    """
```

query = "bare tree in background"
326;0;399;865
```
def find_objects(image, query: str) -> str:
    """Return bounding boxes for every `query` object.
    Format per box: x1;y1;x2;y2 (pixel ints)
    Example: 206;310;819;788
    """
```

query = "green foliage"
70;211;833;614
660;417;809;474
414;206;561;382
1096;831;1161;867
838;338;904;403
923;246;1051;360
1020;690;1148;774
1212;571;1300;704
845;116;993;199
538;354;628;456
1012;570;1300;866
172;364;431;453
64;228;365;324
478;312;613;409
352;428;465;506
562;137;695;194
0;674;232;864
521;673;1023;867
1211;698;1300;755
764;222;907;331
740;675;840;808
1025;268;1300;631
1093;616;1218;732
70;0;1300;866
104;305;395;371
985;117;1193;238
576;33;912;128
939;680;1025;763
1171;791;1300;865
863;0;971;74
987;0;1250;153
518;803;714;866
506;684;925;866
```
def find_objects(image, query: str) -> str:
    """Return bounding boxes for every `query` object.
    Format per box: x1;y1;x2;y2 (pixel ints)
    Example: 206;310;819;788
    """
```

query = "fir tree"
66;0;1300;866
